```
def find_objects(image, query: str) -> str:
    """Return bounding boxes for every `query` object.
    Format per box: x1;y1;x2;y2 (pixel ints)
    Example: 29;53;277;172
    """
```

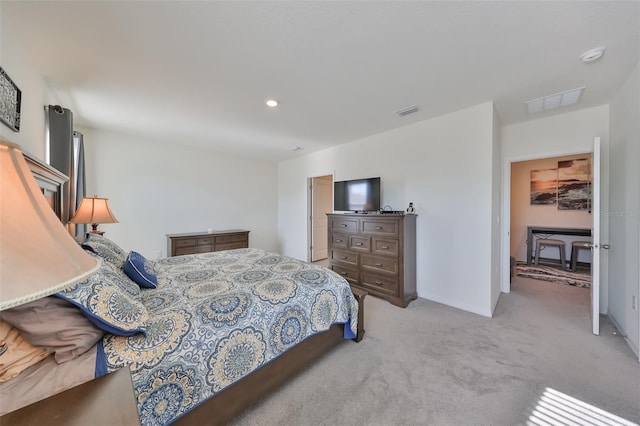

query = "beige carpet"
232;277;639;425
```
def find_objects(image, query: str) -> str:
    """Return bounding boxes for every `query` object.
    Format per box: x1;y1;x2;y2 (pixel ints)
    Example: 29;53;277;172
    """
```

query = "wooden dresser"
327;213;416;307
167;230;249;256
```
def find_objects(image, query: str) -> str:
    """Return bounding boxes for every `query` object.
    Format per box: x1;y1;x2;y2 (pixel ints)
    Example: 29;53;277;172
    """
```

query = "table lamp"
70;195;119;235
0;140;99;313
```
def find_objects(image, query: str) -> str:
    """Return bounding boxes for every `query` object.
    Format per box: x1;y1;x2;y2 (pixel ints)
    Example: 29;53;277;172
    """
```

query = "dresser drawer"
330;217;359;233
331;264;359;286
175;244;213;256
197;237;215;245
216;241;247;251
331;233;349;249
361;272;398;296
372;238;399;257
349;236;370;252
331;249;358;267
215;234;247;244
174;238;196;248
362;254;398;275
361;219;399;236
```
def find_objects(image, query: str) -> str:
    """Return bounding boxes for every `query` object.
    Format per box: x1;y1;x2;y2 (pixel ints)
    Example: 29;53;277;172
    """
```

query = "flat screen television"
334;177;381;212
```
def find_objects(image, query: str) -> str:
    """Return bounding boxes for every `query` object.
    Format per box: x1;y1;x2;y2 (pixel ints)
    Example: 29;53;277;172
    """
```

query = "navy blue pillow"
124;251;158;289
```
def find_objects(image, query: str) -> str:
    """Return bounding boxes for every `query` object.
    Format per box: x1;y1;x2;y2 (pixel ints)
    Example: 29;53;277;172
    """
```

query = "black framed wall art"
0;66;22;132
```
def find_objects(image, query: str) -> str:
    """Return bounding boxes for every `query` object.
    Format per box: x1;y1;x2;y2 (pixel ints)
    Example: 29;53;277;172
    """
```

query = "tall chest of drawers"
327;213;416;307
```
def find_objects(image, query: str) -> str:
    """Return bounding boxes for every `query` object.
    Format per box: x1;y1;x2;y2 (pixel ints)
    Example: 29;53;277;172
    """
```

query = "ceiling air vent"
395;105;419;117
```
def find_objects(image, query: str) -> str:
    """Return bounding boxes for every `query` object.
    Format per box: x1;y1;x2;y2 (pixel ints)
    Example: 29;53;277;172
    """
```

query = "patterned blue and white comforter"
98;248;358;425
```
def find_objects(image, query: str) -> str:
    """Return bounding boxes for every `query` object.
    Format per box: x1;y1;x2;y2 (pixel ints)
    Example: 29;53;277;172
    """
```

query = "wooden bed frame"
26;152;367;425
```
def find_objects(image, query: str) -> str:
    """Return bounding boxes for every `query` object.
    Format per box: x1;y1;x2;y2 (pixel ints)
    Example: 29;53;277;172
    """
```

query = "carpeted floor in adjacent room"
232;276;639;426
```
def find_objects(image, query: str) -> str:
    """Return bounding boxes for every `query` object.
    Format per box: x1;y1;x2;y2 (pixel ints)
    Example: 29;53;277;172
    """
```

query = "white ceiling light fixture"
526;87;585;114
580;47;606;63
265;99;278;107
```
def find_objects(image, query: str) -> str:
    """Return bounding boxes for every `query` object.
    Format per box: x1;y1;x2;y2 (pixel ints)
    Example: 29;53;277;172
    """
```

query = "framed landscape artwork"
530;168;557;205
0;66;21;132
557;158;590;210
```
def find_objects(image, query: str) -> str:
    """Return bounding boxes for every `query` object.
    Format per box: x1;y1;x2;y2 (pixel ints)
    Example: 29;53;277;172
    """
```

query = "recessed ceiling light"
526;87;585;114
266;99;278;107
580;47;605;63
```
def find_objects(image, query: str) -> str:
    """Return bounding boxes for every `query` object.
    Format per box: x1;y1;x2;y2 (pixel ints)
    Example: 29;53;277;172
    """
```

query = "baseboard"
608;311;640;361
420;292;492;318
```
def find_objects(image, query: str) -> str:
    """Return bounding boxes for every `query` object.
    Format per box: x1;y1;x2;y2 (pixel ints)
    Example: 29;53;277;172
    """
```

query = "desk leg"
526;228;533;265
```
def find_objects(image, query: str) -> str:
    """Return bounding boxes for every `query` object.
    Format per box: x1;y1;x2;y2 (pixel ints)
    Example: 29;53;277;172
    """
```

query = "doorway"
307;175;333;262
502;142;601;334
510;153;593;272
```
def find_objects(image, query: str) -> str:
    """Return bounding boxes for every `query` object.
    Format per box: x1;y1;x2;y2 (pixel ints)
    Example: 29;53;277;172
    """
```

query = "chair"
570;241;592;271
534;238;566;269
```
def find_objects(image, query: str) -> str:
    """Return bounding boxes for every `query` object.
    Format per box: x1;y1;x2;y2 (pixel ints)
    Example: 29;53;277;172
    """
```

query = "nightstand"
0;367;139;425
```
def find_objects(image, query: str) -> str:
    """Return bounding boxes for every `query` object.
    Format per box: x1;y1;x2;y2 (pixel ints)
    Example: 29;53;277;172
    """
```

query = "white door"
311;176;332;261
591;137;601;335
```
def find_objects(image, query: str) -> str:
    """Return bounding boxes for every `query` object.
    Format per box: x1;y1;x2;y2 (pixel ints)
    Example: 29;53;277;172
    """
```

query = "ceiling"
2;1;638;162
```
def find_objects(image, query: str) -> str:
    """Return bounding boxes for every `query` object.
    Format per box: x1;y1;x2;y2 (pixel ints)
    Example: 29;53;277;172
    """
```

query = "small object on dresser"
406;202;415;214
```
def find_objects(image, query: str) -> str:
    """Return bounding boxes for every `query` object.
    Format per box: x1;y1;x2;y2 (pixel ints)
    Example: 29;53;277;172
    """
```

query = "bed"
0;153;365;425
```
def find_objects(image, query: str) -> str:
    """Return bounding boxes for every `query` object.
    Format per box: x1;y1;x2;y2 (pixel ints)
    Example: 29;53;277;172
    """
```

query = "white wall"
608;63;640;359
278;102;497;317
502;105;610;313
80;127;279;259
0;8;48;157
510;154;593;263
491;105;502;312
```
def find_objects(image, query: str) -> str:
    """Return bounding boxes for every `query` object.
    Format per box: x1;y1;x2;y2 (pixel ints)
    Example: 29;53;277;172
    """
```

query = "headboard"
23;151;68;223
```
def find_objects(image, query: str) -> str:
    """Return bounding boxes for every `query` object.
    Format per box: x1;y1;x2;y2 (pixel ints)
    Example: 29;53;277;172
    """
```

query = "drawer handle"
341;272;349;276
335;239;343;243
356;242;363;246
341;224;348;227
374;263;383;267
375;226;383;230
341;256;349;260
381;246;390;249
374;281;383;286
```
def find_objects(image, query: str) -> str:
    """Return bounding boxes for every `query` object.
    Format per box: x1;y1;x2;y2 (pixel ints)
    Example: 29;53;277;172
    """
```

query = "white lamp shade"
70;196;119;225
0;140;99;311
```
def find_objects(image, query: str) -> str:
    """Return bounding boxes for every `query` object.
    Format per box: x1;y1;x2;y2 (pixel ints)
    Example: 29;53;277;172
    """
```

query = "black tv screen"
334;177;381;212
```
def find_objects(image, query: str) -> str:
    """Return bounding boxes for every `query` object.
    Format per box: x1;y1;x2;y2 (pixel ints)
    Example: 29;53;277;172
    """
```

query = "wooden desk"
526;226;591;265
0;367;139;426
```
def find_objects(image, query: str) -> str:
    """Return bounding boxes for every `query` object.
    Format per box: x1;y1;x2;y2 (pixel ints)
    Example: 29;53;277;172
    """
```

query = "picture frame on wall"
0;66;22;132
530;168;557;205
557;158;590;210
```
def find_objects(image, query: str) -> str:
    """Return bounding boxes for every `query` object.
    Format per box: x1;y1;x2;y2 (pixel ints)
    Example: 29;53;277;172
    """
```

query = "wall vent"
395;105;419;117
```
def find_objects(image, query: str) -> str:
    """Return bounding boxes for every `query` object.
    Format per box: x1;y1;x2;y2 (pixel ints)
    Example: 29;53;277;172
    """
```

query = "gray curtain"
46;105;73;224
45;105;87;237
71;131;87;238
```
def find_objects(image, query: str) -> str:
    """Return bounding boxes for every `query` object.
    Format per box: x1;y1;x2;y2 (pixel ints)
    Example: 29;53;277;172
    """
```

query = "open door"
591;137;601;335
309;175;332;262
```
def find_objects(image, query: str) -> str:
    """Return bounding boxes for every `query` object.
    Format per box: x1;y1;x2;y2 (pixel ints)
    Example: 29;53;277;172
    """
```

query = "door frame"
306;174;334;262
501;147;598;294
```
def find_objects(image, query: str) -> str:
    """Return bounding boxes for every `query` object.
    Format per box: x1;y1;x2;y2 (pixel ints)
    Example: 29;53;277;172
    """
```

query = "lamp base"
89;223;104;236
